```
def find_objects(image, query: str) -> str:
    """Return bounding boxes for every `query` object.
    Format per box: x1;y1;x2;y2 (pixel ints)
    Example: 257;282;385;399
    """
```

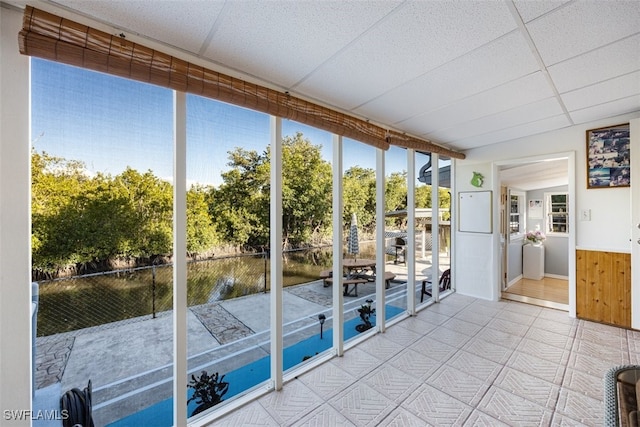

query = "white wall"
527;185;569;277
454;162;499;300
0;4;32;424
461;113;637;250
455;112;640;311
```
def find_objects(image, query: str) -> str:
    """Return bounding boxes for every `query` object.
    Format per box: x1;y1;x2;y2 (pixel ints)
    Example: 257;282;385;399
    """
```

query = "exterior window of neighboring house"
546;193;569;234
509;191;525;238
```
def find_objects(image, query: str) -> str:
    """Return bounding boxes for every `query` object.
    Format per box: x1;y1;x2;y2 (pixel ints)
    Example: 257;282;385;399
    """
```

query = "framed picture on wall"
586;123;630;189
528;199;543;219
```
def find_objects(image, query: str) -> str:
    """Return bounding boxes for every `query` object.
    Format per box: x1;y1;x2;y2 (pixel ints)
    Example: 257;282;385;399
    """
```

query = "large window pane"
384;145;408;319
438;156;452;293
186;95;271;420
279;121;334;374
31;59;174;426
415;151;435;304
343;138;380;342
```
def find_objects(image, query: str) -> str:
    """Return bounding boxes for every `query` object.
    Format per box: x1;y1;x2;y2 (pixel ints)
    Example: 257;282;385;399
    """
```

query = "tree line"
32;132;449;277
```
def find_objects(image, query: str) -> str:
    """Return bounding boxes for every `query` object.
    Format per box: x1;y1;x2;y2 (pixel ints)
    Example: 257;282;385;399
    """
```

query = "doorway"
497;155;571;311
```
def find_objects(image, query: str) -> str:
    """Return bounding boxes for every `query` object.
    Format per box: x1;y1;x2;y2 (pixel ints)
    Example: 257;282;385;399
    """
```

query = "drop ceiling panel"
354;31;540;125
548;34;640;93
57;0;225;54
562;71;640;112
453;114;571;150
399;72;553;135
34;1;640;153
512;0;570;23
526;1;640;66
295;0;516;109
201;1;401;88
570;95;640;125
500;159;568;191
426;97;564;142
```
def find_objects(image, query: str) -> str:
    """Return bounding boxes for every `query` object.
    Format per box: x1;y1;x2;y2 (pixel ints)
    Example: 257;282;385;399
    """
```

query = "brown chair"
421;268;451;302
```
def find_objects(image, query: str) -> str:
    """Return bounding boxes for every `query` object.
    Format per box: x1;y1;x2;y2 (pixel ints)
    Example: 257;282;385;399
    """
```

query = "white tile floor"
213;294;633;426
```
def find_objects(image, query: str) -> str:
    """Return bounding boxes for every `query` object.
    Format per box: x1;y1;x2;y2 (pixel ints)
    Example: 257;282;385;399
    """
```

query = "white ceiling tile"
58;1;225;53
399;72;553;135
501;159;568;191
202;1;402;88
526;1;640;65
296;0;516;109
452;114;571;150
43;1;640;151
512;0;570;23
548;34;640;93
354;31;540;125
569;95;640;124
562;71;640;111
426;97;564;142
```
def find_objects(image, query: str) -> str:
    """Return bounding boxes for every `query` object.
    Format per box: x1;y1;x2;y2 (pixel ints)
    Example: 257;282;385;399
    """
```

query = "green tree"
210;148;269;247
279;133;332;247
342;166;376;234
31;151;102;271
187;185;219;255
414;184;451;221
415;184;432;208
210;132;333;248
112;167;173;257
385;171;408;228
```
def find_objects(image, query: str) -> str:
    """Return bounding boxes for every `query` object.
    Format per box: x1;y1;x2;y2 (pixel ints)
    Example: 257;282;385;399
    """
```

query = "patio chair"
421;268;451;302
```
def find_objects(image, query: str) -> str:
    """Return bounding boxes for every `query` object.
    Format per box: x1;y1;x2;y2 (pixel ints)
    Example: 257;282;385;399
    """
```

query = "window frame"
509;190;526;240
545;192;569;235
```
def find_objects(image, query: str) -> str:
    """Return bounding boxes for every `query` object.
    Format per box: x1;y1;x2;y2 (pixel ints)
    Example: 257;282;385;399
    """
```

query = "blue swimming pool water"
108;305;404;426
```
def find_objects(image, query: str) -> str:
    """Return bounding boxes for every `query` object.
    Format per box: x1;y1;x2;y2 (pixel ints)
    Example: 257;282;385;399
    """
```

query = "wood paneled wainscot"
577;249;631;328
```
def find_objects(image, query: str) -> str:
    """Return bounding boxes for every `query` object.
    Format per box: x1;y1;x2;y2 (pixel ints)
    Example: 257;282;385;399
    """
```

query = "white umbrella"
347;213;359;260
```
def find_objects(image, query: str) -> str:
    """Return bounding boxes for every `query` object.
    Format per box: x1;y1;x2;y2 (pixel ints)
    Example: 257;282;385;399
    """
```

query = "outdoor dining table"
320;258;395;296
342;258;376;278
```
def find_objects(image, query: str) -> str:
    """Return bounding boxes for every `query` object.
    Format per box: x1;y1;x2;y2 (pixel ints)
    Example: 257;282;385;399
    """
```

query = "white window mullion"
375;149;386;331
270;116;283;390
431;153;440;302
332;135;344;356
172;90;188;426
407;149;416;314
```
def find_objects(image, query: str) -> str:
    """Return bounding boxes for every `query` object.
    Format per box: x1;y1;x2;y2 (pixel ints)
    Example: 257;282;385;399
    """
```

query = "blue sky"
31;59;413;187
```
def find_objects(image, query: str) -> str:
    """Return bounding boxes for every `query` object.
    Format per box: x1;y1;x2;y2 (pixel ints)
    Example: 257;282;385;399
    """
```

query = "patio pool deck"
34;259;443;425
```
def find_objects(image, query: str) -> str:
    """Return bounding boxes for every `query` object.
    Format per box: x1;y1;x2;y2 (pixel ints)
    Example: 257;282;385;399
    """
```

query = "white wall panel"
0;5;32;423
456;113;639;306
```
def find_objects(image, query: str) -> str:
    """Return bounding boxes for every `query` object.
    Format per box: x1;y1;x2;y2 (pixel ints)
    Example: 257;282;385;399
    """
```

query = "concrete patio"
34;259;443;425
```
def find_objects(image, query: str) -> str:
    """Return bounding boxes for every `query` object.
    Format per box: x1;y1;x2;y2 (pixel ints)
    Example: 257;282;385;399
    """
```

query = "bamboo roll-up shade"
18;6;465;159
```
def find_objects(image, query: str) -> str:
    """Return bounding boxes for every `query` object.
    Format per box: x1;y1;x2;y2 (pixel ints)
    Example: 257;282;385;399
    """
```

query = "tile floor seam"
549;315;579;423
492;309;565;423
371;401;402;427
213;296;618;426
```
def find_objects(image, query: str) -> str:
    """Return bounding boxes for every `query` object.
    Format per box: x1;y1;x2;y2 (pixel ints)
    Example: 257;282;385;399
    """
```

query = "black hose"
60;380;95;427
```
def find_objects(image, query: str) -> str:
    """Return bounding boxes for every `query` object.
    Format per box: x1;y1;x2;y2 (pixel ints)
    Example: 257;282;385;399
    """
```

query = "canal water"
37;243;378;336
